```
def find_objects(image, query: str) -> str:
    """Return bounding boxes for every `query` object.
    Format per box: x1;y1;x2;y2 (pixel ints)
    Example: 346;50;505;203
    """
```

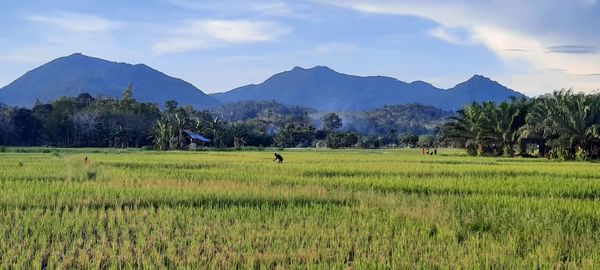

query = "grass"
1;148;600;268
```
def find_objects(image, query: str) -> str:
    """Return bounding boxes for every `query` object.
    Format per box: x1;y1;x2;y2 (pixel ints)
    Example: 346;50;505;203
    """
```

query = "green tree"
321;112;343;132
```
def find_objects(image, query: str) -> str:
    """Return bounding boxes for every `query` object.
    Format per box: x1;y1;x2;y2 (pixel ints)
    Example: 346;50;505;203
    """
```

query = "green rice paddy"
1;148;600;268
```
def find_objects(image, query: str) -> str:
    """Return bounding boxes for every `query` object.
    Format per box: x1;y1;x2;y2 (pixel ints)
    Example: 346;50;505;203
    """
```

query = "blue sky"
0;0;599;96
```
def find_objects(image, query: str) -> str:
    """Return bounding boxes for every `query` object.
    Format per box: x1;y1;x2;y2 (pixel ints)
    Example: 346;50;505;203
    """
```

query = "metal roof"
184;130;211;142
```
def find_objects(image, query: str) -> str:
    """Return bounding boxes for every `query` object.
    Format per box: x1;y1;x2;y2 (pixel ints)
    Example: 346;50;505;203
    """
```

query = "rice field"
2;148;600;268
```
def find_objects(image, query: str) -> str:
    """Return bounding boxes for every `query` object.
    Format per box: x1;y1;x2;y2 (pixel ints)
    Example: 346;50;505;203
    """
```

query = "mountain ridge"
0;53;221;108
0;53;525;111
212;66;525;111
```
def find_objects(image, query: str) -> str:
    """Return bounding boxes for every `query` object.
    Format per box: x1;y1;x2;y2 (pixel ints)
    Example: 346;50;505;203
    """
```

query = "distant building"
183;130;211;150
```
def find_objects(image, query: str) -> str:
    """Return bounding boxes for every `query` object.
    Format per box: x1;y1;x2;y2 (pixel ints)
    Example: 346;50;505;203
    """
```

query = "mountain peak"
55;53;109;66
291;66;335;73
63;52;94;60
410;80;436;88
309;65;334;71
466;74;493;83
214;68;525;111
0;53;221;108
446;74;524;101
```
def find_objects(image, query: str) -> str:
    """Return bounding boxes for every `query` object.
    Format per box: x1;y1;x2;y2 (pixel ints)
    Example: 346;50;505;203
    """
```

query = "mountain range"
0;53;525;111
212;66;525;111
0;53;221;108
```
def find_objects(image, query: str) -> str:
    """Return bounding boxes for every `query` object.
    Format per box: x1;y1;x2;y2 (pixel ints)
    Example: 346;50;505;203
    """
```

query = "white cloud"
428;26;474;45
153;20;289;55
2;11;137;66
310;43;358;55
27;11;121;33
165;0;320;21
317;0;600;94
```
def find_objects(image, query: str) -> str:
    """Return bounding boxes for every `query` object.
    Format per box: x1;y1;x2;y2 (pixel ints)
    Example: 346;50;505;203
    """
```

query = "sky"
0;0;599;96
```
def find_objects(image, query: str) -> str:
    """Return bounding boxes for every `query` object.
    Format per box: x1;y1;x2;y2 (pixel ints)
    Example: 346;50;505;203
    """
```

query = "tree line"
0;86;436;149
441;90;600;160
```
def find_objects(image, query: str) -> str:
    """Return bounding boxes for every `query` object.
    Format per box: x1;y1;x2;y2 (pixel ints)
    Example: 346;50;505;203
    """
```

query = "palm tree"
442;102;483;156
445;90;600;160
548;90;600;159
488;98;530;156
443;98;529;157
519;94;557;157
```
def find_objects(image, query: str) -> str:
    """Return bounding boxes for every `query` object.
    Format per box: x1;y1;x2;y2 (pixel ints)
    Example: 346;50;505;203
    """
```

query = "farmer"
273;153;284;163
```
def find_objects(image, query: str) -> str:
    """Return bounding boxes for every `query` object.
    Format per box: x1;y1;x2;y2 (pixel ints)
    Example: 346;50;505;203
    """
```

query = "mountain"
212;66;525;111
0;53;221;108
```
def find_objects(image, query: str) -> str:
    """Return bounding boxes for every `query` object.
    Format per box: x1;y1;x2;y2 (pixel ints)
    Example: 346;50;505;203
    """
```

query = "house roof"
184;130;211;142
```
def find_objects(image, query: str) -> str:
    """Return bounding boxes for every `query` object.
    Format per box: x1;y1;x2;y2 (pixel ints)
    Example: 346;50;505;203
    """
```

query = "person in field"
273;153;284;163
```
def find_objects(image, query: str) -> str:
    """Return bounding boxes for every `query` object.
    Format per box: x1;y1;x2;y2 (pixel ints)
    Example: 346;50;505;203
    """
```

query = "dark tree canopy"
321;112;343;132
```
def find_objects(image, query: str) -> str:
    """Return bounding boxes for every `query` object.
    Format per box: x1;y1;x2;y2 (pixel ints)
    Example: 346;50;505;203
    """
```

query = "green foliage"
321;112;343;132
342;103;451;136
212;100;313;124
152;117;175;151
399;133;419;147
503;144;515;157
442;91;600;160
326;131;359;149
274;123;316;148
418;135;434;147
357;135;380;149
576;147;590;161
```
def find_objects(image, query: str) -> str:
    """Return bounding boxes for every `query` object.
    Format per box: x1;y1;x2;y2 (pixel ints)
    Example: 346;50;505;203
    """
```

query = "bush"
576;147;590;161
556;149;575;161
465;143;478;156
503;145;515;157
0;147;5;153
418;135;434;147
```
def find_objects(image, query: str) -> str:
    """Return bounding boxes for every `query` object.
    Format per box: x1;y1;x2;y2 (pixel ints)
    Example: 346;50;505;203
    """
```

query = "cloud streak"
165;0;319;20
27;11;121;33
153;20;289;55
547;45;598;54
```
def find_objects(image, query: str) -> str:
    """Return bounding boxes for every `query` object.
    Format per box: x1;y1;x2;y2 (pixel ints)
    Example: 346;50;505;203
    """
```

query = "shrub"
465;143;478;156
576;147;590;161
503;145;515;157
